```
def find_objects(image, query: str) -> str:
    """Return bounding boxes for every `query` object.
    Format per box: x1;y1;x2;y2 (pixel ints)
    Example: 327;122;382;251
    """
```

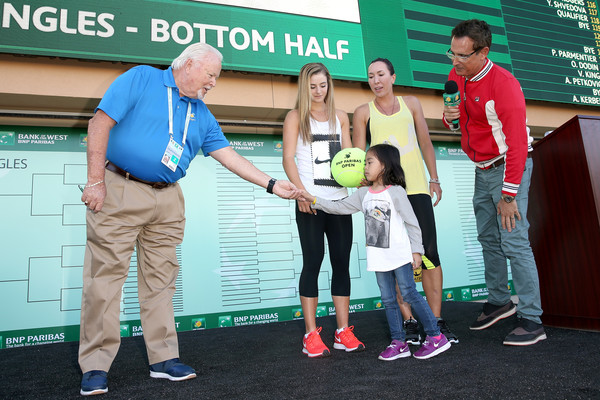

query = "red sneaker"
333;326;365;352
302;327;331;358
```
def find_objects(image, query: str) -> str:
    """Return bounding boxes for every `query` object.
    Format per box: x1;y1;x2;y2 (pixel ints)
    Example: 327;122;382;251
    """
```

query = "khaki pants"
78;169;186;373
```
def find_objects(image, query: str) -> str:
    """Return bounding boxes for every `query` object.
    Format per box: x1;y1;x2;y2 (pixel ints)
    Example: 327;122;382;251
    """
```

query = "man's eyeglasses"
446;48;481;62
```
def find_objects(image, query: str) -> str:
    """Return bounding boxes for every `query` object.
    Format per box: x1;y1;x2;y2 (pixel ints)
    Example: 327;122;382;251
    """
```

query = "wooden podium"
529;115;600;331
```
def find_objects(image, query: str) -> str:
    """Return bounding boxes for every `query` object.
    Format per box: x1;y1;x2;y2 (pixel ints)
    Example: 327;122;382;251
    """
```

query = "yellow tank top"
368;96;429;195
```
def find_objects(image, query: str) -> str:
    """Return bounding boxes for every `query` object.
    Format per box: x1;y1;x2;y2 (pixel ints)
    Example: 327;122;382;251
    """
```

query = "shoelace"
338;326;355;340
404;320;419;332
306;329;322;347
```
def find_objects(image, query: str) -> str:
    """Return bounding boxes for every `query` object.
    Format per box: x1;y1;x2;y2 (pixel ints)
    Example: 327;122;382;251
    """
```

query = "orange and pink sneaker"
302;327;331;358
333;326;365;352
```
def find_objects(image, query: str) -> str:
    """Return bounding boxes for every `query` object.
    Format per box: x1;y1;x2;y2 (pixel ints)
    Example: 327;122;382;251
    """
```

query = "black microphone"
443;80;460;128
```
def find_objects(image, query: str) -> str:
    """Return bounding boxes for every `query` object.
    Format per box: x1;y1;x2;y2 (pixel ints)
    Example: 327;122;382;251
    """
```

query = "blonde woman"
283;63;364;358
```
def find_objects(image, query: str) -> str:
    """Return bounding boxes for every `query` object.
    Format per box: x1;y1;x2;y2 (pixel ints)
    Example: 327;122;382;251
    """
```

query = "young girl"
282;62;364;358
300;144;451;360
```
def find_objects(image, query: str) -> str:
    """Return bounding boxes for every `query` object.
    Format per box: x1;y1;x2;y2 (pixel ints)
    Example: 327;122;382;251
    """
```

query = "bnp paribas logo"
120;324;130;337
218;315;232;327
461;288;472;301
315;306;327;317
0;131;15;145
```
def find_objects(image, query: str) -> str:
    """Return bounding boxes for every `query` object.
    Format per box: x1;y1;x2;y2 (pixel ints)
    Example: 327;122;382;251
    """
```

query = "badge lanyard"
168;86;192;145
162;87;192;172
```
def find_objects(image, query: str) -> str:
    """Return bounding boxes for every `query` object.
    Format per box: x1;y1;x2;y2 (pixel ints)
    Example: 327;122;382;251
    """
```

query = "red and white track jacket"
443;59;533;196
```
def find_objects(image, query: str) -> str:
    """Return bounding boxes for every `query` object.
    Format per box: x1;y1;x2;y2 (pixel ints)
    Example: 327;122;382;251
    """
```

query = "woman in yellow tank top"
353;58;458;344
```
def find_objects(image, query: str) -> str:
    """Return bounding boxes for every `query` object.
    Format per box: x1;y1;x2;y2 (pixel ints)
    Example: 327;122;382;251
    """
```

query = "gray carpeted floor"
1;301;599;399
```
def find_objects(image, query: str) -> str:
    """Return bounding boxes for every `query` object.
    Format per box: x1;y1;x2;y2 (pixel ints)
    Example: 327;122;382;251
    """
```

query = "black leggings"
408;193;441;267
296;205;353;297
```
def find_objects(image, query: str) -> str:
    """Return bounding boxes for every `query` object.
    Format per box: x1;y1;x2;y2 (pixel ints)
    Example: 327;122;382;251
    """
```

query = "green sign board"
0;1;599;103
0;0;365;80
367;0;600;106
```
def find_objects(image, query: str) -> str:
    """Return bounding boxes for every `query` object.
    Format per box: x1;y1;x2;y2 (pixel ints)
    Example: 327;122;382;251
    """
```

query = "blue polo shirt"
97;65;230;182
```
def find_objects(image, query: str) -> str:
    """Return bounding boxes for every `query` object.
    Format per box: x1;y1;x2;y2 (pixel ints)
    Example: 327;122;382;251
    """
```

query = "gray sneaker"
503;317;547;346
470;301;516;330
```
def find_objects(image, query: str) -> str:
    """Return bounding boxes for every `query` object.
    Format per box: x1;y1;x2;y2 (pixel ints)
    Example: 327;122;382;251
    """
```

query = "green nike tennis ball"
331;148;366;187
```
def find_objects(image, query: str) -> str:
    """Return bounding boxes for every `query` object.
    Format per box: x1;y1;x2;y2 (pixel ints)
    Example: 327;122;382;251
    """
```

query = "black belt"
105;161;174;189
479;153;532;170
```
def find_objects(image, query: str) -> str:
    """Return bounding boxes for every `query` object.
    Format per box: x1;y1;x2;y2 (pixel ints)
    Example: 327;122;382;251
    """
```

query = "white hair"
171;42;223;70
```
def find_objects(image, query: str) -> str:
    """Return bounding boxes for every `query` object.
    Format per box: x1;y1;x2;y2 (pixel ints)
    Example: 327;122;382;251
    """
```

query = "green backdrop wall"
0;127;513;349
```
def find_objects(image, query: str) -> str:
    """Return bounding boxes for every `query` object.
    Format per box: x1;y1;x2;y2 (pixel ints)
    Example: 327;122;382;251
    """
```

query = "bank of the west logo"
273;140;283;152
373;299;383;309
316;306;327;317
218;315;232;327
80;134;88;147
120;324;130;337
192;318;206;330
0;131;15;145
461;288;472;301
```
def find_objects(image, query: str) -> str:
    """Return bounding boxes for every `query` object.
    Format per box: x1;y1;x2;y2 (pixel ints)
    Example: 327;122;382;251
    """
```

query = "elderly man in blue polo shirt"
78;42;300;396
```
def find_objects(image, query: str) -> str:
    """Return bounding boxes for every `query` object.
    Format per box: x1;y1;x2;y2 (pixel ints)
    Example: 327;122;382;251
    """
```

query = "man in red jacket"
443;19;546;346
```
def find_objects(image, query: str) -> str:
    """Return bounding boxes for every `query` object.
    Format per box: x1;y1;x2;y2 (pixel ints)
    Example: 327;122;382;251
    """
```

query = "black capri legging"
296;205;353;297
408;193;441;268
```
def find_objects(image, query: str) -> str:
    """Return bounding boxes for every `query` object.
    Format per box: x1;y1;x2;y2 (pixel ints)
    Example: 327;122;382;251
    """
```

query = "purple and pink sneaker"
413;334;451;359
378;339;411;361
